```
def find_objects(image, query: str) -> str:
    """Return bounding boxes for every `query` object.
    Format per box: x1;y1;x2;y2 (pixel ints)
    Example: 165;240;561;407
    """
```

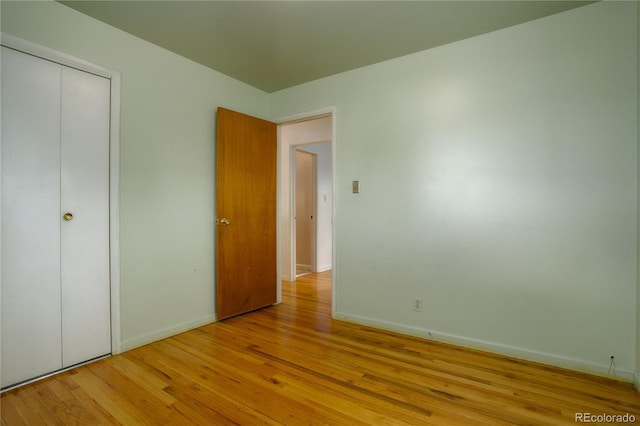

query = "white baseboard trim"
316;265;333;273
634;371;640;393
333;312;635;383
120;314;216;352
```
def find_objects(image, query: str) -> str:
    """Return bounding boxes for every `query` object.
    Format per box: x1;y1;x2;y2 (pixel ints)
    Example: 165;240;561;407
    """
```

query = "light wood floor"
2;271;639;425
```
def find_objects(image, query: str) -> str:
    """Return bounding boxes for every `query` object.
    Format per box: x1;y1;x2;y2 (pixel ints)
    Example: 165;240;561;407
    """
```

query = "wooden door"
295;150;316;274
1;46;111;389
216;108;277;320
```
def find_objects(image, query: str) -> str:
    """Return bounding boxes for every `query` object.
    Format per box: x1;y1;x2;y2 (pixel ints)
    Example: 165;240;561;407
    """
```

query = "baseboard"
283;266;330;281
120;314;216;352
316;265;332;273
333;312;635;383
635;371;640;393
296;266;312;278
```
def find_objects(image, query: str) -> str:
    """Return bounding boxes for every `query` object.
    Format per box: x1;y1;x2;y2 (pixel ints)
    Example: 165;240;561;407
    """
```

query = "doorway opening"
277;111;334;307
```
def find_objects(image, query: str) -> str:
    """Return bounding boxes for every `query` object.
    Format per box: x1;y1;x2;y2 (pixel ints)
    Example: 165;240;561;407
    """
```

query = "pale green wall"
1;0;270;350
272;1;638;378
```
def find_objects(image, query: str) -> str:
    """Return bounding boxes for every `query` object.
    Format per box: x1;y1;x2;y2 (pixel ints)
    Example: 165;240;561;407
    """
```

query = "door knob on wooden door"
219;218;230;226
63;212;73;221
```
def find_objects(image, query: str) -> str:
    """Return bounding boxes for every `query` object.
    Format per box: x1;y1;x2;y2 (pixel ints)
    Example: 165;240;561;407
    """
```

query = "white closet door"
1;47;64;387
1;46;112;389
60;66;111;367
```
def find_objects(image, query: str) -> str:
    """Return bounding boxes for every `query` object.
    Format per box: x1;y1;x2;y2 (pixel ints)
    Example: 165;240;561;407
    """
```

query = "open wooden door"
216;107;277;320
295;149;316;275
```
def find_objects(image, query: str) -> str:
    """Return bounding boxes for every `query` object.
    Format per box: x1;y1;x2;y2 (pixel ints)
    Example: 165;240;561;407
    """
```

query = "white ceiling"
58;1;594;93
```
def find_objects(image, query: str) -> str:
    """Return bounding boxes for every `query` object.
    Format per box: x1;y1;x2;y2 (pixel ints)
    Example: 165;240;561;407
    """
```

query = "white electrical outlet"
412;297;423;312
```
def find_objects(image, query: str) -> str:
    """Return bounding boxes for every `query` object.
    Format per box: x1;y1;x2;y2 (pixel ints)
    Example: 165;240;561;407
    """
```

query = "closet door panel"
60;66;112;367
1;47;63;388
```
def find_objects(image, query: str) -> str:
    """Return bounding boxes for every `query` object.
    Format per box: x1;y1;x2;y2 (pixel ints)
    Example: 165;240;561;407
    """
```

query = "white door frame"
1;33;122;355
275;107;336;316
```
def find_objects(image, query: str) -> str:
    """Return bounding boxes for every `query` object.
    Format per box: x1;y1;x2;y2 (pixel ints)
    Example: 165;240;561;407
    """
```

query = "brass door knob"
63;212;73;221
220;218;230;226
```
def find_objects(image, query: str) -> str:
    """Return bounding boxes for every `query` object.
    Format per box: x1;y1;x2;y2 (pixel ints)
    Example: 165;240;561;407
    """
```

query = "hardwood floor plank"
67;366;149;425
158;339;365;425
8;385;63;426
2;270;639;425
28;381;97;425
128;342;287;425
0;392;32;426
67;384;122;426
106;356;176;406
